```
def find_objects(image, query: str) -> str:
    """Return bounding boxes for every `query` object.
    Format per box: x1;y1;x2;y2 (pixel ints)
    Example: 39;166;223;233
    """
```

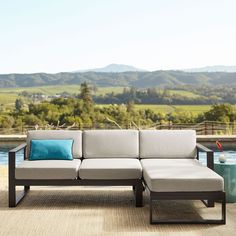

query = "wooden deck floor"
0;166;236;236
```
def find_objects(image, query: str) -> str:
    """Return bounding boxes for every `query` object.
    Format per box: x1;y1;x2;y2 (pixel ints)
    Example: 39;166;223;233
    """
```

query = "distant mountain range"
184;65;236;73
75;63;146;73
1;70;236;88
75;64;236;73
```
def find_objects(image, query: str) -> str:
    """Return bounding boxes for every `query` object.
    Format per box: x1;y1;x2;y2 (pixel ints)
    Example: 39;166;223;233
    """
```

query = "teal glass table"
214;161;236;203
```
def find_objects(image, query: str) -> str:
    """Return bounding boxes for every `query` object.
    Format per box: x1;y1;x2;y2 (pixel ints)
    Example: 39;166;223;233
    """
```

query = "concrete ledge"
197;135;236;150
0;135;26;141
197;135;236;141
0;135;26;149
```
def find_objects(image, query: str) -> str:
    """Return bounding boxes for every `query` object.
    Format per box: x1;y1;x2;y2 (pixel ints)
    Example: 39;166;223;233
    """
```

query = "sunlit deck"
0;166;235;236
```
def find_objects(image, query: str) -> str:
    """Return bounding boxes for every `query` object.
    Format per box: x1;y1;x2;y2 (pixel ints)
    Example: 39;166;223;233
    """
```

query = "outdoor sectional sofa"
8;129;226;224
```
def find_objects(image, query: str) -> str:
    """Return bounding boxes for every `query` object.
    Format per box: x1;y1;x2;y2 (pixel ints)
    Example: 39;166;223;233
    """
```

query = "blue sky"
0;0;236;73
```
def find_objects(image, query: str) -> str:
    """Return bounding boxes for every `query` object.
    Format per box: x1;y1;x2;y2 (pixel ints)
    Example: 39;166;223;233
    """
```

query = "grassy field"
96;87;124;95
168;90;201;98
0;93;18;105
0;86;125;106
0;86;200;99
96;104;211;115
173;105;210;114
0;85;80;95
0;85;210;115
137;104;211;115
0;85;124;96
134;104;174;113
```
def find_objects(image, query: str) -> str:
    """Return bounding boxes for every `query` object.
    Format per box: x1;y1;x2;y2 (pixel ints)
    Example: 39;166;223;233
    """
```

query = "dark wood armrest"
196;143;214;170
9;143;27;180
9;143;27;154
8;143;28;207
196;143;212;152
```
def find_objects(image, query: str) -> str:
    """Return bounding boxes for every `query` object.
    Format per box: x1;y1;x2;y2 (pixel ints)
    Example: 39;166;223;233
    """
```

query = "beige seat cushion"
15;159;81;179
79;159;142;179
141;159;224;192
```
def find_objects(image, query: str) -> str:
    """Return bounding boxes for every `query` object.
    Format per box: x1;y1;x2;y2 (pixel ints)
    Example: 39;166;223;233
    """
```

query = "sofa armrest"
196;143;214;170
9;143;27;179
9;143;27;154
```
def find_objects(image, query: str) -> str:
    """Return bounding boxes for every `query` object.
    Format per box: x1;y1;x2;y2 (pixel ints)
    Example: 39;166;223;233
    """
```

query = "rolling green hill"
1;71;236;88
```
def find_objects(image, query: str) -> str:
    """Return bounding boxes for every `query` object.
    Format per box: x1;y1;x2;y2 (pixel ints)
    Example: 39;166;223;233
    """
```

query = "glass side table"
214;161;236;203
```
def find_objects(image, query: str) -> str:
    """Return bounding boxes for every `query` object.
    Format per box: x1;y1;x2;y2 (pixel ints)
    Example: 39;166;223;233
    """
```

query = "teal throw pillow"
29;139;73;160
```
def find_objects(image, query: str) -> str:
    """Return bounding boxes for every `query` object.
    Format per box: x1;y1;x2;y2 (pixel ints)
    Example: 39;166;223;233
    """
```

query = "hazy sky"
0;0;236;73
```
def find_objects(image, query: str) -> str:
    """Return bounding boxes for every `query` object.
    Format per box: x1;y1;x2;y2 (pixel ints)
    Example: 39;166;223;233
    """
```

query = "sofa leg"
132;185;135;193
222;193;226;224
9;184;29;207
202;199;215;207
150;197;153;224
207;200;215;207
24;186;30;191
149;192;226;224
135;181;143;207
9;184;16;207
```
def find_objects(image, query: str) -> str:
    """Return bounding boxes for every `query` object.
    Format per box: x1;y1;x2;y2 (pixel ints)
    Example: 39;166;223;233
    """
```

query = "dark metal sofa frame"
9;142;226;224
8;143;143;208
147;143;226;224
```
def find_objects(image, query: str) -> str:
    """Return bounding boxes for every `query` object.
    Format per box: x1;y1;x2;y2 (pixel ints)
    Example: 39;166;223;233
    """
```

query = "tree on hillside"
15;98;24;112
79;82;94;115
80;82;93;104
126;100;135;113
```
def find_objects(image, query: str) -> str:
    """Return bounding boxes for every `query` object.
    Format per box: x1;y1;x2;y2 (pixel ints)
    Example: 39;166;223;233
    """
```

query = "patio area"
0;166;235;236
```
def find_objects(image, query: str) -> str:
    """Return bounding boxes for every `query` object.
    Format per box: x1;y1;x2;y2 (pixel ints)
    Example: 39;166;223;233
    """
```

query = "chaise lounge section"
140;130;225;224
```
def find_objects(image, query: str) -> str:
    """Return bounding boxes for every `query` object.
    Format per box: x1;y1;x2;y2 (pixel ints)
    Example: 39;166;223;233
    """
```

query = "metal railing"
0;121;236;135
151;121;235;135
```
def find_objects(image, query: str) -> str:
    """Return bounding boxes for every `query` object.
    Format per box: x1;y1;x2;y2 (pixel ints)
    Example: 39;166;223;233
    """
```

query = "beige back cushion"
83;130;139;158
27;130;82;158
140;130;196;159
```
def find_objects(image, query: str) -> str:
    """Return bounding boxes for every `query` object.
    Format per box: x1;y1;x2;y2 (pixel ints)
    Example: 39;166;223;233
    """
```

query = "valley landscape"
1;64;236;133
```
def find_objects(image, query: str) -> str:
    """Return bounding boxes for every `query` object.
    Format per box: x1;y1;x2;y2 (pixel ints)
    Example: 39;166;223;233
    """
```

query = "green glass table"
214;161;236;203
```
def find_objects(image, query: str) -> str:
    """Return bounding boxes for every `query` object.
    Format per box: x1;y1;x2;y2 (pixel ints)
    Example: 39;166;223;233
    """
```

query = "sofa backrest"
83;130;139;158
140;130;196;159
27;130;82;159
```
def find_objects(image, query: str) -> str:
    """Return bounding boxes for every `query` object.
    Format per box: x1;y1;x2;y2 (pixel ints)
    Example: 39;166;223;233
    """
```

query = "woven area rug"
0;166;234;236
